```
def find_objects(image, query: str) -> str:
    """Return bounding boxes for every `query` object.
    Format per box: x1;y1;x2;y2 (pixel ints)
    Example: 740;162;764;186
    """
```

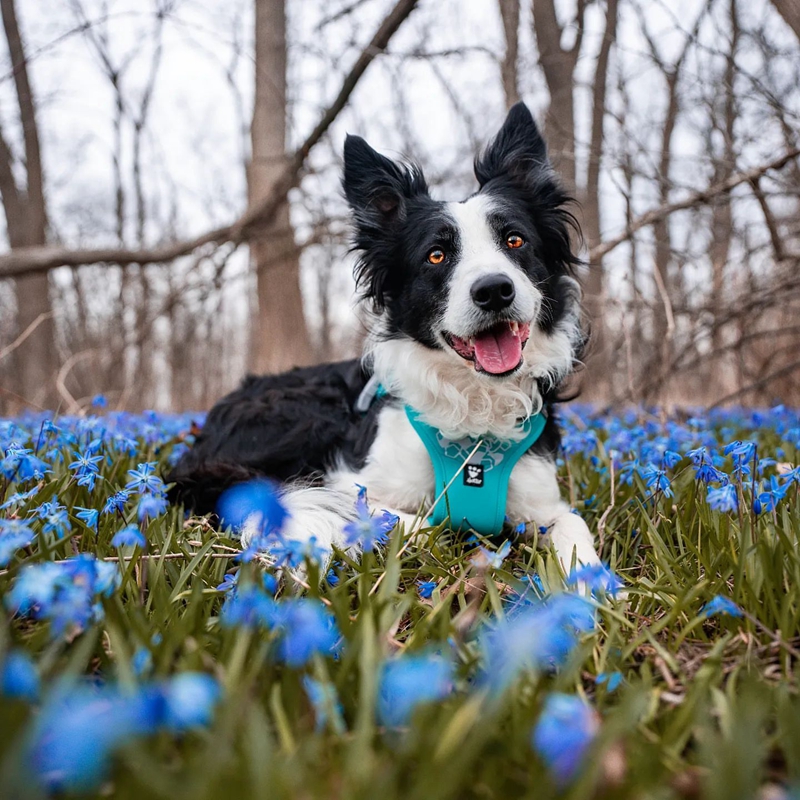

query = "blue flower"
1;650;40;702
476;539;512;570
274;599;340;666
0;519;35;565
706;484;739;513
103;489;130;515
481;594;595;693
687;446;711;466
111;525;146;548
724;440;756;461
377;653;454;727
342;485;398;552
303;677;344;733
661;450;683;469
16;452;50;481
6;556;119;636
566;564;624;597
217;479;288;539
270;536;328;568
39;503;72;539
417;580;437;599
91;394;108;408
75;507;99;533
701;595;743;618
125;462;165;495
782;466;800;485
137;492;168;522
0;484;40;511
758;475;789;513
220;585;278;628
216;573;238;592
26;683;163;793
532;694;598;785
161;673;221;732
69;449;104;488
132;648;153;678
595;671;623;692
640;464;673;498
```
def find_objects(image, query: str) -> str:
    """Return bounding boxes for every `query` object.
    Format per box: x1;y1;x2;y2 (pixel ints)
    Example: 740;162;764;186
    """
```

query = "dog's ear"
474;102;549;187
343;135;427;225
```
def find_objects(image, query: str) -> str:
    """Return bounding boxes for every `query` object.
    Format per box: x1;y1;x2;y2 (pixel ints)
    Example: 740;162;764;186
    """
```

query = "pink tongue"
473;325;522;374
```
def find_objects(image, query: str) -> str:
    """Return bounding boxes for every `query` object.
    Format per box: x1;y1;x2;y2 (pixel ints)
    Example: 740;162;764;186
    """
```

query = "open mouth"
443;321;531;376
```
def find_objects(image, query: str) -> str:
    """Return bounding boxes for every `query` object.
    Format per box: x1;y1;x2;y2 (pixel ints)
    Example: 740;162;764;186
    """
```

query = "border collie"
169;102;600;571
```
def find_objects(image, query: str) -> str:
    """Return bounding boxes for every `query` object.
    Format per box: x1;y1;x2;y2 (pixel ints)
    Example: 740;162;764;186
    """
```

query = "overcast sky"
4;0;798;364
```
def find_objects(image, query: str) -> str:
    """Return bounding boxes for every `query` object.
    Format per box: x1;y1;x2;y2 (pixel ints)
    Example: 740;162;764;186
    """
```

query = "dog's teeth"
510;322;519;335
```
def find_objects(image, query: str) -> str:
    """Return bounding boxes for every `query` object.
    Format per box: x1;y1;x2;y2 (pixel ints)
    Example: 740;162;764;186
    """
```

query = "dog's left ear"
474;102;549;187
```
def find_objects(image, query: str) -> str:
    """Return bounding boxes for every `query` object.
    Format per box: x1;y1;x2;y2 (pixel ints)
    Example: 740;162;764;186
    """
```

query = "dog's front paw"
546;513;601;573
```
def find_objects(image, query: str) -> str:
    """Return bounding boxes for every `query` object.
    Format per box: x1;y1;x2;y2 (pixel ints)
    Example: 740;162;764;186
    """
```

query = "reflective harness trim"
404;406;547;536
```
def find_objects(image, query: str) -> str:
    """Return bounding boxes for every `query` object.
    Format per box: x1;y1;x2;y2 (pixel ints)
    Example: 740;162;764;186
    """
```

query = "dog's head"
343;102;583;387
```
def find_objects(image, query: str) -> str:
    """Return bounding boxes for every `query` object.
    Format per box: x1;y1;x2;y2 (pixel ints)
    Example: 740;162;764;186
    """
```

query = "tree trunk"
0;0;55;409
249;0;312;374
583;0;618;262
530;0;579;193
770;0;800;40
708;0;738;396
581;0;618;398
498;0;520;108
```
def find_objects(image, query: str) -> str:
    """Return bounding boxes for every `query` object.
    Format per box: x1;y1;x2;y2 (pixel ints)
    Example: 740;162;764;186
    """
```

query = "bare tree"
0;0;55;408
530;0;583;193
498;0;520;108
249;0;313;373
581;0;619;394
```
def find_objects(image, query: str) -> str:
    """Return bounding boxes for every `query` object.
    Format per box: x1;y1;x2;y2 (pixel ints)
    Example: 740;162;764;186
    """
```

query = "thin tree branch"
0;310;52;361
0;0;420;279
588;147;800;263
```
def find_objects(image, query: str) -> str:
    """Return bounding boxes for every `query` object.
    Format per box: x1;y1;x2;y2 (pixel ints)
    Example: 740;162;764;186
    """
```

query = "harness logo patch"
464;464;484;488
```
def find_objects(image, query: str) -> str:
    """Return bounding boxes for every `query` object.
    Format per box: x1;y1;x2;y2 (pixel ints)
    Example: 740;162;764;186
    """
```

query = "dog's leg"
507;455;601;573
239;485;413;560
240;487;354;554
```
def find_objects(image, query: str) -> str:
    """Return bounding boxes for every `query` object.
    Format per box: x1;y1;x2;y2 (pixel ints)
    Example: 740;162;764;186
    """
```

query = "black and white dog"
169;102;599;571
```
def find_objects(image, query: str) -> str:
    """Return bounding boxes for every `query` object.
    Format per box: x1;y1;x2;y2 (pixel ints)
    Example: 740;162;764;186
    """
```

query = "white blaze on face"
441;194;542;339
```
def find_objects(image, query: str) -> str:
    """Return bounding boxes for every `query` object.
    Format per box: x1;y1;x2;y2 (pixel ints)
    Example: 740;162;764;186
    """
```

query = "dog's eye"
506;234;524;249
427;248;445;265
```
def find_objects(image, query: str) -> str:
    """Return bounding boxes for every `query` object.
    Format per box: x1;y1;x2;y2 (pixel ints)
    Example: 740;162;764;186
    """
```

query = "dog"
168;102;600;572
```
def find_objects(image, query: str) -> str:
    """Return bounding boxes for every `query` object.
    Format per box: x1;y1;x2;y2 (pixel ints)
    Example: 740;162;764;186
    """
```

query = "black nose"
470;274;516;312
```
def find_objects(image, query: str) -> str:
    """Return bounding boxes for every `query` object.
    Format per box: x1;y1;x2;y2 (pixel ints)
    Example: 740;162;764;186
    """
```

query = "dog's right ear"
343;135;427;226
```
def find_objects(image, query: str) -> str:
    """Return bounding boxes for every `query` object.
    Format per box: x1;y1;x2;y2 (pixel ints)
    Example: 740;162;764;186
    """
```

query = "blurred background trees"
0;0;798;413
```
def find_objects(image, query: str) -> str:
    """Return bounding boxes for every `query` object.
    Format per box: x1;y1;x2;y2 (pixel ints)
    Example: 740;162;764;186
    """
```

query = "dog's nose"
470;274;516;312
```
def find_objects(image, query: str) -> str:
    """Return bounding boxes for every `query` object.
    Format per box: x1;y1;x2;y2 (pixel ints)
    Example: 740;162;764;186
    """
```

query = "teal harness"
356;377;547;536
405;407;547;535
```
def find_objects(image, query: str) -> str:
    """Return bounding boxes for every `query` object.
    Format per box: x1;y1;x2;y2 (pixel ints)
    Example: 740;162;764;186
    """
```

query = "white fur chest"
327;405;435;514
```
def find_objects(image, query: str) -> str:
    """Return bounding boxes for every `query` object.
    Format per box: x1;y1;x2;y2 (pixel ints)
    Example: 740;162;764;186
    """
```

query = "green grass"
1;409;800;799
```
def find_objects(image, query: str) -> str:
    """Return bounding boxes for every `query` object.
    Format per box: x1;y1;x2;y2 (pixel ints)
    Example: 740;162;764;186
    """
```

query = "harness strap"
405;406;547;536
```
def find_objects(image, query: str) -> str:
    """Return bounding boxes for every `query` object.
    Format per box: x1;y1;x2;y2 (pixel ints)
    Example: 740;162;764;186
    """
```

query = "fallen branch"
0;310;52;361
0;0;420;280
588;147;800;262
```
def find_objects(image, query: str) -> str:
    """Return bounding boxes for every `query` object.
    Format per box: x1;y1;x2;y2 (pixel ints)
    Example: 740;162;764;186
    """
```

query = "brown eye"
506;234;524;249
427;248;445;265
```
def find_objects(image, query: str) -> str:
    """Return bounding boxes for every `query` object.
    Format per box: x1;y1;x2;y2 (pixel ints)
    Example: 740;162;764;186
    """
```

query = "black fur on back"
167;360;382;515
